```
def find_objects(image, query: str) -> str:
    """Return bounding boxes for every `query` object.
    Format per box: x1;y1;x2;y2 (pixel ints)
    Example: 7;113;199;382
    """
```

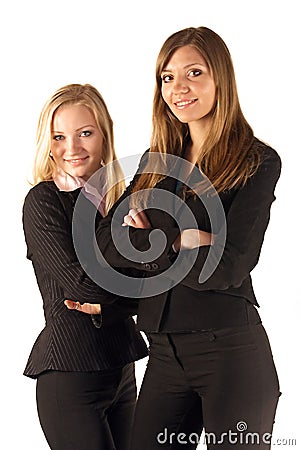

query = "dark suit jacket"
23;182;148;378
96;138;282;332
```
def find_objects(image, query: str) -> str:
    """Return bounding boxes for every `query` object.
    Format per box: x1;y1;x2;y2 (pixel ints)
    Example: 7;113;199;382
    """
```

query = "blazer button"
152;263;159;270
144;263;151;270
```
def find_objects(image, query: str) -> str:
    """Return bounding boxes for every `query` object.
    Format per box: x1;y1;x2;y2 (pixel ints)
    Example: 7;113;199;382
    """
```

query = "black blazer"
96;138;282;332
22;182;148;378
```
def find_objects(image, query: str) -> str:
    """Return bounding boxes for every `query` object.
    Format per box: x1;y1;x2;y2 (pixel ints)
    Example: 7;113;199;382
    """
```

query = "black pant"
36;363;136;450
130;323;280;449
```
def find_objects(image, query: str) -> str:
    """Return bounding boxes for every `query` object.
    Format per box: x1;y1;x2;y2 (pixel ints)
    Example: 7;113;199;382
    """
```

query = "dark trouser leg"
172;323;281;449
108;363;137;450
130;334;203;450
37;364;137;450
131;323;280;450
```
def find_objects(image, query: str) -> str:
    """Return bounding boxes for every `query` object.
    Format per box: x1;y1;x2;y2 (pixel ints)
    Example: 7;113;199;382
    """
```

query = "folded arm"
167;149;282;291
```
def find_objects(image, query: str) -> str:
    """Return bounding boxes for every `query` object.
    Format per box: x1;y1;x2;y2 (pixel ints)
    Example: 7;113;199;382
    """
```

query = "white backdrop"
0;0;298;448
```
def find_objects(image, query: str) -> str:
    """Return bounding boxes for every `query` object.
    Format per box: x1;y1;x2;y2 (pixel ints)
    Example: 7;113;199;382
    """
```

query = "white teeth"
67;159;83;163
175;100;195;107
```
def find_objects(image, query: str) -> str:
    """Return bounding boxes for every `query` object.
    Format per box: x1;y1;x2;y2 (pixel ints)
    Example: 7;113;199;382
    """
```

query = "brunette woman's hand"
64;300;101;315
122;208;151;229
173;229;215;252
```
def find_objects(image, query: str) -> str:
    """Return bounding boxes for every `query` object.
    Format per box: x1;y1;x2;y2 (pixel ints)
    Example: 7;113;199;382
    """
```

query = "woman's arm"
167;148;282;291
95;152;181;271
95;151;217;272
67;206;155;315
95;147;281;293
64;298;139;321
23;184;120;305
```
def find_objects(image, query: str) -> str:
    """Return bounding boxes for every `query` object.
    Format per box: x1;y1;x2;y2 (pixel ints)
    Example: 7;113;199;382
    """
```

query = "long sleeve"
166;146;282;291
23;183;120;305
96;152;180;272
96;145;281;295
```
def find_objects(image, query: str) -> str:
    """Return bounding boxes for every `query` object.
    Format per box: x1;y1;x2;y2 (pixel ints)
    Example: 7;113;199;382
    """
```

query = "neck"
186;118;211;164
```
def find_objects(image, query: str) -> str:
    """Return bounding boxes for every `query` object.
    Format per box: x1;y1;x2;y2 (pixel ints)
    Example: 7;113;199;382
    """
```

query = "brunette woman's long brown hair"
132;26;261;198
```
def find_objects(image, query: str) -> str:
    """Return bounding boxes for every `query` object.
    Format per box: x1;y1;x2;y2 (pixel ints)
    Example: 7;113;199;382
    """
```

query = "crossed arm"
67;145;281;314
66;207;214;314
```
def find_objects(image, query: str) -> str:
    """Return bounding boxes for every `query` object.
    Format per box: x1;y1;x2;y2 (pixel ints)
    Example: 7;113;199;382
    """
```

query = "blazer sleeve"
23;184;121;305
96;147;281;293
96;152;180;272
167;147;282;291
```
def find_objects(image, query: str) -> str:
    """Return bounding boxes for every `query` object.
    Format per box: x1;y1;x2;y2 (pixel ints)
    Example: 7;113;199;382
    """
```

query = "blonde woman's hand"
64;300;101;315
122;208;151;229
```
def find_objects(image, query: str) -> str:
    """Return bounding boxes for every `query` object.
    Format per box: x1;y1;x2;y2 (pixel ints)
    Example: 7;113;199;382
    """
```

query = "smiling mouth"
174;99;197;109
65;157;89;164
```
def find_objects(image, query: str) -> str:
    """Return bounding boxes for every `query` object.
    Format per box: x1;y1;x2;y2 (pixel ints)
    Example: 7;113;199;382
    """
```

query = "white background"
0;0;299;448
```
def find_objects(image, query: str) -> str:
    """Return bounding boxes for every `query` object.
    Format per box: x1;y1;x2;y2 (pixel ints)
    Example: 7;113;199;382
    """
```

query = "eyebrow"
161;62;206;73
52;124;97;133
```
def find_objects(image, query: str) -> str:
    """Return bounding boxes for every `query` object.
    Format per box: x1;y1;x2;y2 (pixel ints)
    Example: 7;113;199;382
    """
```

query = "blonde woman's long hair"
33;83;125;215
133;26;261;197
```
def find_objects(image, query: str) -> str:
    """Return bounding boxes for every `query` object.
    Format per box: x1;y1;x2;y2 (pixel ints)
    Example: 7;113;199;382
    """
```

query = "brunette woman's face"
161;45;216;127
51;104;103;181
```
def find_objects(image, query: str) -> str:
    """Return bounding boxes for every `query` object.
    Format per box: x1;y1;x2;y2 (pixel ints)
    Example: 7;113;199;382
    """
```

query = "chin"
69;170;87;179
173;115;190;124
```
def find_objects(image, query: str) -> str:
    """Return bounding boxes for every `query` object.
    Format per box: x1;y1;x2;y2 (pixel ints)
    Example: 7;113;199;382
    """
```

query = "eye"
53;135;64;141
161;74;173;83
188;69;202;77
80;130;92;137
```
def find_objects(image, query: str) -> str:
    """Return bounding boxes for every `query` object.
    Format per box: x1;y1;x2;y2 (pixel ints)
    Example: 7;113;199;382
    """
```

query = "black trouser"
36;363;136;450
130;323;280;449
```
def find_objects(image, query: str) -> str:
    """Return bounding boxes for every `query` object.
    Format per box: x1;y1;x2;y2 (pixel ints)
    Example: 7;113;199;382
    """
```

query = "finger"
136;209;150;224
82;303;101;315
123;214;136;227
128;208;138;217
130;209;151;228
128;208;146;221
64;300;81;310
64;300;76;309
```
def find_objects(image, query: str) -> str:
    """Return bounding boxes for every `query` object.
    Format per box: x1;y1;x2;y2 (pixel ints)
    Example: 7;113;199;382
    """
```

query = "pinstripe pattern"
23;181;148;378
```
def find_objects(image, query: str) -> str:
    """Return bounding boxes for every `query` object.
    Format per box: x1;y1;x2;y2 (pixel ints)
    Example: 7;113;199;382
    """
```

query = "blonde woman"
22;84;148;450
84;27;281;449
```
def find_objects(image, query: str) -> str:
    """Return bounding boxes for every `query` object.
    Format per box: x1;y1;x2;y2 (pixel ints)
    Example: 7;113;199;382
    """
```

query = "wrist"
172;234;181;252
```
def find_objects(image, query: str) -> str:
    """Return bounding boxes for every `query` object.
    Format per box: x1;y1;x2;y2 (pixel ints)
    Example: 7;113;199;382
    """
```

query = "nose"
172;76;189;95
65;136;81;155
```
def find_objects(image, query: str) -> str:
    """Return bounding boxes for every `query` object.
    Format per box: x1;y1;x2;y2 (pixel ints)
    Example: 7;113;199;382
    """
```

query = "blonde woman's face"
51;104;103;181
161;45;216;127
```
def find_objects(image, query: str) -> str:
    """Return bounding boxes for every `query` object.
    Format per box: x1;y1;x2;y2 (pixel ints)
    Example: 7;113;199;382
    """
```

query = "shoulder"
23;181;67;218
124;149;150;190
241;138;282;194
137;149;150;172
252;138;282;172
24;181;58;204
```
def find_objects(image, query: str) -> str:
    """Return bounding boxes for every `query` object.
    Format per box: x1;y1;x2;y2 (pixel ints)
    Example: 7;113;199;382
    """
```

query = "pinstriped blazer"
22;181;148;378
